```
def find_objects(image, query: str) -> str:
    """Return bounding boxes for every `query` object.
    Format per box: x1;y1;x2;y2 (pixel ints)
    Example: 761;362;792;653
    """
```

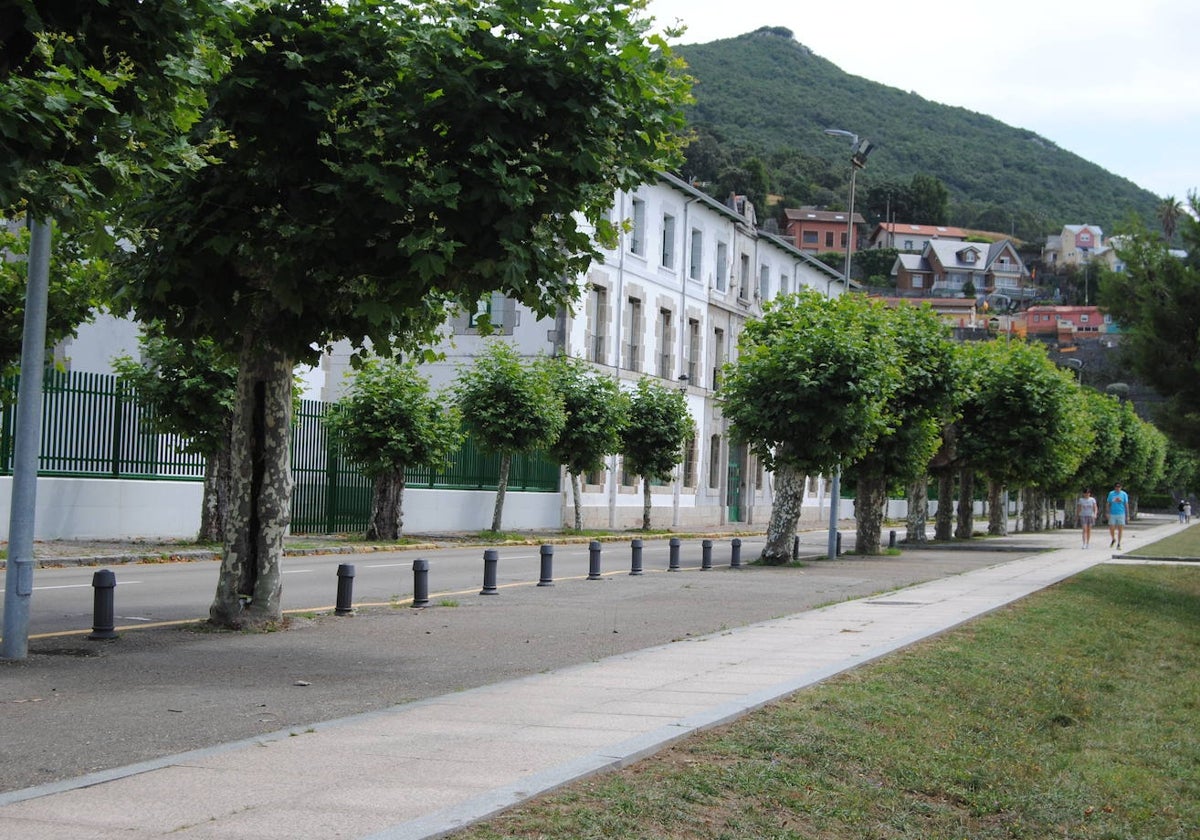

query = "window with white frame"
661;213;676;268
708;435;721;489
739;254;750;299
758;264;770;300
689;228;702;280
630;198;646;256
657;308;673;379
687;318;700;383
624;297;642;371
715;241;728;291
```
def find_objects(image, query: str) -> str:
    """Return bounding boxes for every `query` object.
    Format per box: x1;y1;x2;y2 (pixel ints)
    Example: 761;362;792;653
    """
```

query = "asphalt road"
17;536;776;636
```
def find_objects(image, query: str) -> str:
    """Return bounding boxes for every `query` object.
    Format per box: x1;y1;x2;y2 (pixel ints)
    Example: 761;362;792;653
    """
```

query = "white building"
322;172;846;531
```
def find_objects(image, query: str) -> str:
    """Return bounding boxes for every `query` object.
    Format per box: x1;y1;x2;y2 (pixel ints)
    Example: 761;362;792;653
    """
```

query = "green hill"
674;27;1159;241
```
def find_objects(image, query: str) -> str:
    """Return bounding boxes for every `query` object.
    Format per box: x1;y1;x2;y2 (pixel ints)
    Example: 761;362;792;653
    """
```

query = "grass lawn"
455;563;1200;840
1126;522;1200;560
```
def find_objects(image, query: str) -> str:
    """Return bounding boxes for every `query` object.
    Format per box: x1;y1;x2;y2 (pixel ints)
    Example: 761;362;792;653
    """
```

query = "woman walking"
1076;488;1098;548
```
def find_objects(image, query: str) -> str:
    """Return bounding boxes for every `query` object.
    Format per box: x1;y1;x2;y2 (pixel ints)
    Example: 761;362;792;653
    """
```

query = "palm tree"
1157;195;1183;243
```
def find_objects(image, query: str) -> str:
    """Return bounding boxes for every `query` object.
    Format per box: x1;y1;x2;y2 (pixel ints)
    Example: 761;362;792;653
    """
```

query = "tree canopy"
1101;199;1200;452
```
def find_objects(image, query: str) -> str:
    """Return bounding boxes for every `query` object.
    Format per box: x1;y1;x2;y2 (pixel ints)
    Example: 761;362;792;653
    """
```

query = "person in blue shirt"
1106;482;1130;549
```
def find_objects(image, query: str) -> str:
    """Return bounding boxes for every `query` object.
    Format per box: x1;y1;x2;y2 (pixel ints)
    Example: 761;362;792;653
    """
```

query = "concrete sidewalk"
0;522;1188;839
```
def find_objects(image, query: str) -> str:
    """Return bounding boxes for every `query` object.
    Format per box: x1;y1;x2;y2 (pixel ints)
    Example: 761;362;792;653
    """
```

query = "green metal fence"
3;371;560;534
1;370;205;479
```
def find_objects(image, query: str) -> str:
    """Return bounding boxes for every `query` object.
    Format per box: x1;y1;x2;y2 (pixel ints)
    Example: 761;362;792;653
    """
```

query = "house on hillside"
784;206;866;256
892;239;1030;299
868;222;968;252
1042;224;1103;269
1025;305;1115;344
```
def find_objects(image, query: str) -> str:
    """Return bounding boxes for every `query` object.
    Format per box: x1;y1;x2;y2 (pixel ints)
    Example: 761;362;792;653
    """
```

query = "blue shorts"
1109;514;1126;526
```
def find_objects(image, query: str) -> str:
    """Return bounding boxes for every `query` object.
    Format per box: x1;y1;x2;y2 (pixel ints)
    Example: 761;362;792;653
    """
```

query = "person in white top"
1076;489;1098;548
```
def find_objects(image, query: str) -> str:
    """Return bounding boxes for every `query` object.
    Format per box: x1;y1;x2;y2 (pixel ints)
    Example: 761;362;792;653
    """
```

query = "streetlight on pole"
823;128;873;559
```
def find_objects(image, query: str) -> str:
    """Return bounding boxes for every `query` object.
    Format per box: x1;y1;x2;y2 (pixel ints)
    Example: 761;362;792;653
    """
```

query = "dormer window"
959;248;979;264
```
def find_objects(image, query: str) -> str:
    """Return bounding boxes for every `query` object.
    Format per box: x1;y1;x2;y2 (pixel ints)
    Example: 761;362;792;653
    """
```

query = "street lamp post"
823;128;873;560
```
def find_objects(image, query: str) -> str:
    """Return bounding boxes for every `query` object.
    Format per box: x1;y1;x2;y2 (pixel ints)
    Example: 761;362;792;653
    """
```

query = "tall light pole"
823;128;873;559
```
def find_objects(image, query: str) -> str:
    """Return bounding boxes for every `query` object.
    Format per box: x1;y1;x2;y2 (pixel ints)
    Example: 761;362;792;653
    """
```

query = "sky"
646;0;1199;204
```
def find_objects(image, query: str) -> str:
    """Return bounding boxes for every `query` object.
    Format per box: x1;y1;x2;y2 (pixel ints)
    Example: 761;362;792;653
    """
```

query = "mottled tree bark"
987;479;1008;536
906;475;929;543
641;477;652;530
197;421;233;544
761;462;805;564
854;473;889;555
491;451;512;532
934;471;955;541
570;471;583;530
366;468;406;540
954;468;975;540
209;339;293;629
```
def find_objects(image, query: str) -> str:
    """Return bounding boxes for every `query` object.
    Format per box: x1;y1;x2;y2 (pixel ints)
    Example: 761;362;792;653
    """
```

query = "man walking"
1106;482;1130;550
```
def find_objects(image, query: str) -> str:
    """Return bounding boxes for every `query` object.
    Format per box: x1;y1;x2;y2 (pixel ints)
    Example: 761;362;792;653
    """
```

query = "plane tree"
619;378;694;530
324;358;461;540
1101;205;1200;452
721;290;902;563
453;342;564;533
544;356;628;530
112;0;690;627
112;329;238;543
955;339;1087;536
847;302;961;554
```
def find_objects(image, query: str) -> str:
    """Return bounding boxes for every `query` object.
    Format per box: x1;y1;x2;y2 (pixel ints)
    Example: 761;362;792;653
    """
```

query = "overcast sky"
647;0;1198;205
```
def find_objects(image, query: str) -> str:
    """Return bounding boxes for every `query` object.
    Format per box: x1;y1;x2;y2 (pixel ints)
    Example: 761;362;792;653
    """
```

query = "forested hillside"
674;27;1159;241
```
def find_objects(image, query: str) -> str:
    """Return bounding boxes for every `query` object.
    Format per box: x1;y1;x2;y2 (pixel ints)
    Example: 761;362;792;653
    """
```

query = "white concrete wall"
401;488;563;533
1;477;204;541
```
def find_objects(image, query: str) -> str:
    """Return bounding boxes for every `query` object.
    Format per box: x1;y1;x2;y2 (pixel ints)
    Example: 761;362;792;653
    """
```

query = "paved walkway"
0;522;1190;839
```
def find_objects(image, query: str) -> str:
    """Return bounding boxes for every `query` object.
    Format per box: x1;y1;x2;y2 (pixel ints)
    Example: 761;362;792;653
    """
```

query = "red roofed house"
785;206;867;256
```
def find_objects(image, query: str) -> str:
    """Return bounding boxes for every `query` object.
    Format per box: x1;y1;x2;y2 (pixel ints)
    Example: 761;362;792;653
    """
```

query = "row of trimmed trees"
327;343;693;538
721;290;1168;564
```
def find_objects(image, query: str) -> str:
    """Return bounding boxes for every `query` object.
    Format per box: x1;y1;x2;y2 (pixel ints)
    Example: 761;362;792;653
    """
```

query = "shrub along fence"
2;371;559;534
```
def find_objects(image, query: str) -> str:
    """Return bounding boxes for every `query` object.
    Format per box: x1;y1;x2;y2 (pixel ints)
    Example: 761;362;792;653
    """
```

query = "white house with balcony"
891;238;1030;300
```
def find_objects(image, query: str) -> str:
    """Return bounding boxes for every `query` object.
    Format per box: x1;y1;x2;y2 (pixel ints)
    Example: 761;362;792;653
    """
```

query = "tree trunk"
906;475;929;543
934;470;955;541
197;420;233;544
854;472;889;555
641;476;652;530
491;451;512;532
987;479;1007;536
955;468;975;540
209;339;293;629
570;471;583;530
761;462;805;564
366;467;406;540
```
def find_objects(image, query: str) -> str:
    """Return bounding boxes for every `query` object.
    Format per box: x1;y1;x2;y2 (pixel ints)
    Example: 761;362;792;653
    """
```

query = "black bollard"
335;563;356;615
538;544;555;587
701;539;713;570
587;540;602;580
888;530;897;549
731;537;742;568
668;537;681;571
792;535;800;561
88;569;118;640
480;549;499;595
836;532;843;556
630;539;644;575
411;559;430;607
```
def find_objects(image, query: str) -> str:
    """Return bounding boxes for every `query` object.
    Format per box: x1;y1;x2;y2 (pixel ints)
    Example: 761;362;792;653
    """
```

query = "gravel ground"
0;542;1022;794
